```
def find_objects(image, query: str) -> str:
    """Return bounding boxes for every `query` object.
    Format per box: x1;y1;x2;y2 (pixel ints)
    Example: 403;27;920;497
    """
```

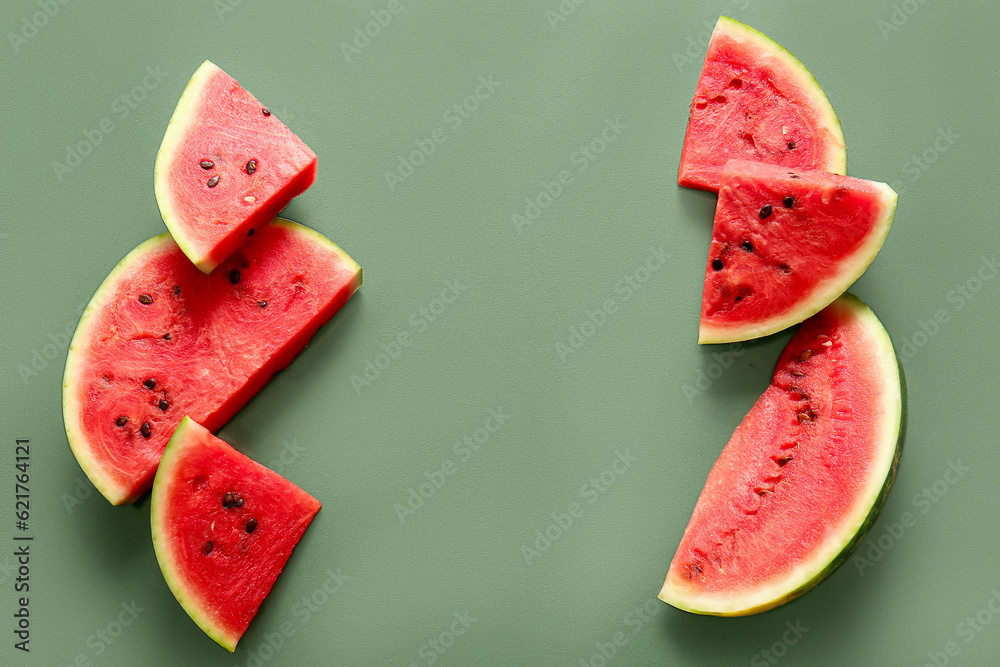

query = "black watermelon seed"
246;518;257;533
798;349;813;362
163;333;172;340
734;295;743;302
140;422;152;438
245;159;257;175
207;175;220;188
247;228;255;237
787;141;796;150
257;300;268;308
200;160;214;169
158;400;169;411
759;204;773;219
229;269;240;284
262;107;271;116
223;492;236;508
143;378;156;389
741;241;753;252
204;541;213;555
173;285;181;296
783;196;795;208
116;416;128;427
138;293;153;304
791;370;804;377
712;258;723;271
236;497;244;507
797;412;811;423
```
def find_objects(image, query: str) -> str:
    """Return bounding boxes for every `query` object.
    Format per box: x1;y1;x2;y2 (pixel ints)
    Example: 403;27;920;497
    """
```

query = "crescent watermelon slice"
678;16;846;193
154;60;318;273
700;159;896;344
63;219;361;505
151;417;321;651
661;293;905;615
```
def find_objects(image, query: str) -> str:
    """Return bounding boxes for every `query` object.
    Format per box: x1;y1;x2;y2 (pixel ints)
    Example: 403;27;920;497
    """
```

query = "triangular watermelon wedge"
678;17;847;193
63;219;361;505
154;60;318;273
699;159;896;344
151;417;321;651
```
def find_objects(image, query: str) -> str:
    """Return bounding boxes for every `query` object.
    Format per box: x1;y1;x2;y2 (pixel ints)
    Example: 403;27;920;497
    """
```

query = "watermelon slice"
151;417;321;651
660;293;905;616
154;60;318;273
63;219;361;505
678;16;846;193
700;159;896;344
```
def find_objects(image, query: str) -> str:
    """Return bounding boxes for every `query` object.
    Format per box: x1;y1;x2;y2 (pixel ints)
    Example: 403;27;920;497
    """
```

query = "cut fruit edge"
62;218;361;506
153;60;222;272
662;293;906;615
698;178;897;345
149;417;244;651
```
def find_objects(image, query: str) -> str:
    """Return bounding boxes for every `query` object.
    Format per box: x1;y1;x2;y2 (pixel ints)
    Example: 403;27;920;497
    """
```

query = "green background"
2;1;998;665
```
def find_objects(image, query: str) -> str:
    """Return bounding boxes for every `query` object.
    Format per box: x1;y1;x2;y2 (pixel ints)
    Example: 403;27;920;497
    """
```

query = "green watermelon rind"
716;16;847;175
62;218;361;506
153;60;222;274
149;417;242;651
699;176;898;345
660;293;905;616
62;232;177;506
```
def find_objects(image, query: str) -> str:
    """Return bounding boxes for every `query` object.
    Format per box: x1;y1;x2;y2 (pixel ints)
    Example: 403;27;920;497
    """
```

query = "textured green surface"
1;1;999;665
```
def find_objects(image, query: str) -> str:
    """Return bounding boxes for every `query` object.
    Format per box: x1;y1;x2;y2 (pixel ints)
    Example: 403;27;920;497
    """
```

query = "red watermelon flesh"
678;17;846;193
63;219;361;505
700;159;896;344
661;294;904;615
154;60;317;273
151;417;321;651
